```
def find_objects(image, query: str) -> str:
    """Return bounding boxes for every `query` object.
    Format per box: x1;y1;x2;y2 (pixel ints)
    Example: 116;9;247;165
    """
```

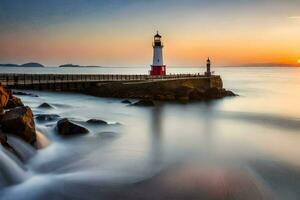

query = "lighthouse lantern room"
150;32;166;76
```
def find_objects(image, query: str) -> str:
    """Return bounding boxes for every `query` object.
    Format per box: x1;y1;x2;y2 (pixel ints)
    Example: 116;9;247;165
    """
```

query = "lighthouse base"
150;65;166;76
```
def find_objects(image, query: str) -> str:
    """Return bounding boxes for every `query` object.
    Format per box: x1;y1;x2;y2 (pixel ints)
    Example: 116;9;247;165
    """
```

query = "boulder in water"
13;91;38;97
86;119;108;125
132;100;155;107
5;96;24;109
57;118;89;136
1;106;36;144
35;114;60;122
121;99;132;104
38;102;53;109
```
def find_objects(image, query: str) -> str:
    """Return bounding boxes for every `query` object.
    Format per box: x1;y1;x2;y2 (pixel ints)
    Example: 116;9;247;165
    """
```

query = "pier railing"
0;73;207;86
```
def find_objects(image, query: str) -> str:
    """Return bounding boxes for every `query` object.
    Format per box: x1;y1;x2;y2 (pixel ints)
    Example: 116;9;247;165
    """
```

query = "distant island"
0;62;45;67
59;64;102;68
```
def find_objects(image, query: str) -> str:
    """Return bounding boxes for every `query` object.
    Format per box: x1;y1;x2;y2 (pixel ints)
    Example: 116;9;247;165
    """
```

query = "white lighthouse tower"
150;32;166;76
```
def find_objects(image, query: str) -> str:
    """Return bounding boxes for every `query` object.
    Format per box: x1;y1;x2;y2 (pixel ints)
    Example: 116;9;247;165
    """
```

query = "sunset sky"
0;0;300;67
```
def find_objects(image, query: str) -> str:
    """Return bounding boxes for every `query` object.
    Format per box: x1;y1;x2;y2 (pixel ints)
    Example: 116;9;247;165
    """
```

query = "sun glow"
298;60;300;64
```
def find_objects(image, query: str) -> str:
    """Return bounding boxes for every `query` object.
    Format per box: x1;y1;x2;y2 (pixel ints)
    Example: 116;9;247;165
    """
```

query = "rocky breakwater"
86;76;236;102
0;84;37;158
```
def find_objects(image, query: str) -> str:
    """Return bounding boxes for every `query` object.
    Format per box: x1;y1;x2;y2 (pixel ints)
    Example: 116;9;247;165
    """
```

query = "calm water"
1;67;300;200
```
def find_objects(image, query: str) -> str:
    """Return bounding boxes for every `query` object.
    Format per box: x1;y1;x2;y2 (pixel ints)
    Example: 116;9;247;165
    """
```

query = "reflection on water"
1;67;300;199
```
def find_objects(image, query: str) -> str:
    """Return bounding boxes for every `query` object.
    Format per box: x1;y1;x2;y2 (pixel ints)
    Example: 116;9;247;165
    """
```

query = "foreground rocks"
0;85;38;152
0;85;10;109
1;106;36;144
57;118;89;136
5;96;24;109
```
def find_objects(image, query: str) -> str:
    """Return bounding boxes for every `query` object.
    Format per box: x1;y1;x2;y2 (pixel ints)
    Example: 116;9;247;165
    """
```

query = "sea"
0;66;300;200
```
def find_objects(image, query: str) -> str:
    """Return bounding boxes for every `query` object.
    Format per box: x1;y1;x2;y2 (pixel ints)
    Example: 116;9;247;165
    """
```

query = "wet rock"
132;100;155;107
86;119;108;125
204;88;224;99
35;114;60;122
225;90;237;97
0;132;21;159
0;85;10;109
1;106;36;144
57;118;89;136
12;91;38;97
189;89;205;100
121;99;131;104
204;88;236;99
5;96;24;109
38;102;53;109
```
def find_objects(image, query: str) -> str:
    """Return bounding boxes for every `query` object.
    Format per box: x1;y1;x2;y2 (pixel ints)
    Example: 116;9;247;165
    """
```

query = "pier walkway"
0;73;209;89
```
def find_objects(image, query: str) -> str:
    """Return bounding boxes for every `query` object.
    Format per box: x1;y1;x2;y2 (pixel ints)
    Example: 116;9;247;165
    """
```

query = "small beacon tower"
150;32;166;76
205;57;211;76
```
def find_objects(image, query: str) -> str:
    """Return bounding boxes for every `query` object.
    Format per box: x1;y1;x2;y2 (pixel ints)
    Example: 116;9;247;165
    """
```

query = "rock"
0;85;10;108
189;89;205;100
5;96;24;109
132;100;155;107
35;114;60;122
86;119;108;125
38;102;53;109
13;91;38;97
121;100;131;104
0;108;5;121
177;96;189;102
225;90;237;97
204;88;236;99
0;132;21;159
204;88;224;99
174;86;194;101
1;106;36;144
57;118;89;136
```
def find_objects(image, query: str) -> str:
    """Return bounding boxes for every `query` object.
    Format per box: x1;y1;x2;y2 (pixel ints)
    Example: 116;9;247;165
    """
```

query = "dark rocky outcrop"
38;102;53;109
35;114;60;122
204;88;237;99
13;91;38;97
86;119;108;125
5;96;24;109
1;106;36;144
0;84;10;109
57;118;89;136
132;100;155;107
121;100;132;104
85;76;236;102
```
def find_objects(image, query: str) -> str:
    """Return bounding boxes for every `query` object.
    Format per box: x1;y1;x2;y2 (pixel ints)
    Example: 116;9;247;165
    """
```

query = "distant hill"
59;64;101;68
0;62;44;67
0;64;20;67
20;62;44;67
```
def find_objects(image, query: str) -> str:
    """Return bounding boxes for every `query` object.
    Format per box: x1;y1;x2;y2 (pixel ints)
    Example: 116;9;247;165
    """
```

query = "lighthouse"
205;57;211;76
150;32;166;76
